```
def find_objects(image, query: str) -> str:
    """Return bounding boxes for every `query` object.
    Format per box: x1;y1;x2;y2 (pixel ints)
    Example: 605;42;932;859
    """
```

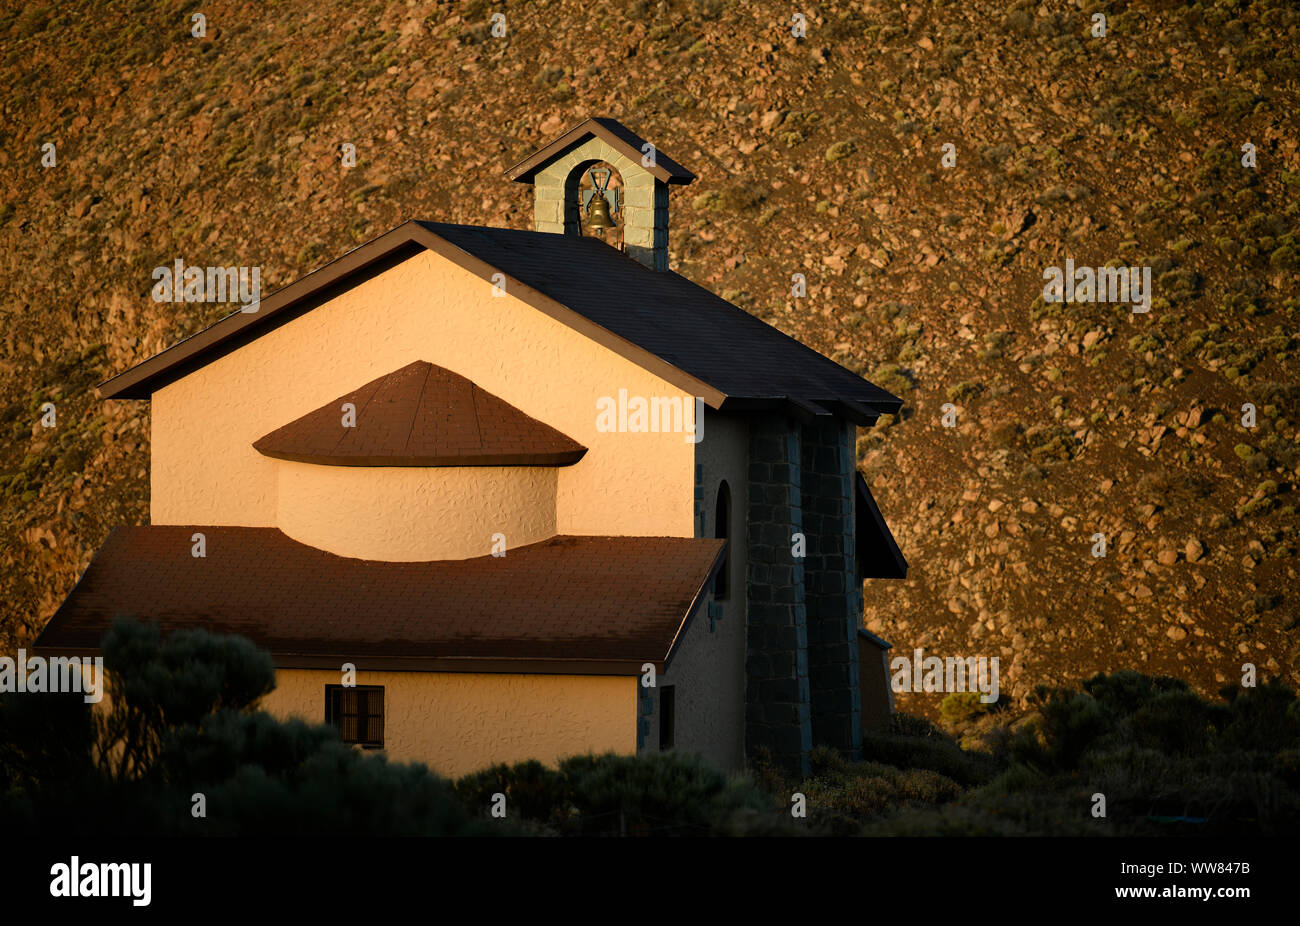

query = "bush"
454;759;568;825
796;747;963;834
946;381;982;404
1217;678;1300;751
0;619;481;836
778;673;1300;836
862;728;998;787
1128;690;1224;756
558;751;772;836
940;691;991;727
825;140;857;163
1082;670;1189;716
1008;688;1110;771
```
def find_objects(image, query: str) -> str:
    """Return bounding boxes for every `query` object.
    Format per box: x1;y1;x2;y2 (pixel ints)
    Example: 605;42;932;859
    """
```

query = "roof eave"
98;222;430;400
718;394;898;425
662;539;727;672
27;645;673;678
252;448;589;468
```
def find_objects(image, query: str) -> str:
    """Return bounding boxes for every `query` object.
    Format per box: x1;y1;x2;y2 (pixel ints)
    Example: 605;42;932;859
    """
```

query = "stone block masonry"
745;415;811;775
530;136;671;271
744;414;863;773
800;418;861;756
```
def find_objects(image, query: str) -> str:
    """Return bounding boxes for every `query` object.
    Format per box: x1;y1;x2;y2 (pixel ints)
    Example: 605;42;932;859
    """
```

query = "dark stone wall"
744;416;812;775
800;418;862;756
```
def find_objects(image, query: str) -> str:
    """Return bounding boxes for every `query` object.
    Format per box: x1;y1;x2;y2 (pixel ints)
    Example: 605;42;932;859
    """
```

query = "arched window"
714;481;730;600
564;160;624;248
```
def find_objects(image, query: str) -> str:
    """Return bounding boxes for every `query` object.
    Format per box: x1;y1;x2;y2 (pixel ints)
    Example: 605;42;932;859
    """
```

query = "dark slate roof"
98;220;902;418
419;222;900;412
855;472;907;579
254;360;587;467
504;116;696;185
34;527;726;674
858;628;893;651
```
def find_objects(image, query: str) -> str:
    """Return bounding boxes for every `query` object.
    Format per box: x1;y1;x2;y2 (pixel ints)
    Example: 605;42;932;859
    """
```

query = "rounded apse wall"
274;459;558;561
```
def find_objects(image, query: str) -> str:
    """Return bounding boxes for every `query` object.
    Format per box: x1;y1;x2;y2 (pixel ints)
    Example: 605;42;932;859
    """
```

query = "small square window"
325;685;384;749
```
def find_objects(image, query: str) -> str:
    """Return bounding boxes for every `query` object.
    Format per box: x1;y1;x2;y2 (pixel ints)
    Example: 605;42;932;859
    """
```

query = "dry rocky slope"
2;0;1298;717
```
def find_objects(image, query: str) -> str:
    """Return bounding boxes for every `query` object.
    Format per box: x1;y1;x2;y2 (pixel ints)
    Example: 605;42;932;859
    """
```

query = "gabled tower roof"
504;116;695;186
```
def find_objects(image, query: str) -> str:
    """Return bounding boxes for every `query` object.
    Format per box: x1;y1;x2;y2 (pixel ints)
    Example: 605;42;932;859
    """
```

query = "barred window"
325;685;384;749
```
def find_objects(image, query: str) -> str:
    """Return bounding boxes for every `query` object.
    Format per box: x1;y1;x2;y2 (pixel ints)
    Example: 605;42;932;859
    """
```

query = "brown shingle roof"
253;360;587;467
35;527;725;674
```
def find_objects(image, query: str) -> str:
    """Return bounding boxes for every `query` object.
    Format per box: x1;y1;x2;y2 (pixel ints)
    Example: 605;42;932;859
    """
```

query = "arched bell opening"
563;159;625;248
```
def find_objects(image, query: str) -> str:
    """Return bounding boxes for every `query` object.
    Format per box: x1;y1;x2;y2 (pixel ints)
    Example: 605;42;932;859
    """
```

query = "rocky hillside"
2;0;1297;714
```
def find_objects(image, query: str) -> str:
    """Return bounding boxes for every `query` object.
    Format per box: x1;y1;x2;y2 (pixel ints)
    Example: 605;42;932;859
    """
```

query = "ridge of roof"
504;116;695;186
253;360;588;467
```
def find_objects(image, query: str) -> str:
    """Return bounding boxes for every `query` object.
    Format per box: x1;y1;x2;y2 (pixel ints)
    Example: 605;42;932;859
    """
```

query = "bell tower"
505;116;696;271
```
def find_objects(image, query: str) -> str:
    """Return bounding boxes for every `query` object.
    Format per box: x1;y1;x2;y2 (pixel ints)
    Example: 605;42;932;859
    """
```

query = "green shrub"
872;363;914;395
940;691;991;727
1082;670;1189;716
771;673;1300;836
946;381;982;403
454;759;568;824
861;728;998;787
1010;688;1110;771
558;751;771;836
825;140;857;163
1217;679;1300;752
1128;690;1225;756
797;747;963;834
0;619;482;836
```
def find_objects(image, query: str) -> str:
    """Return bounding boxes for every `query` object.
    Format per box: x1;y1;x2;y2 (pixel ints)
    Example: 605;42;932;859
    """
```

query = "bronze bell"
585;192;616;230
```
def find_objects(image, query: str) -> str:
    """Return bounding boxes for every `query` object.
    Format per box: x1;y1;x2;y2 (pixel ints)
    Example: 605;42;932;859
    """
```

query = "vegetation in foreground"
2;620;1297;835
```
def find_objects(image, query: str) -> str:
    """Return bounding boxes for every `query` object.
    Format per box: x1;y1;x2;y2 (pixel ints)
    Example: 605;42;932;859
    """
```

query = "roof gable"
98;220;901;422
504;116;695;186
253;360;588;467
